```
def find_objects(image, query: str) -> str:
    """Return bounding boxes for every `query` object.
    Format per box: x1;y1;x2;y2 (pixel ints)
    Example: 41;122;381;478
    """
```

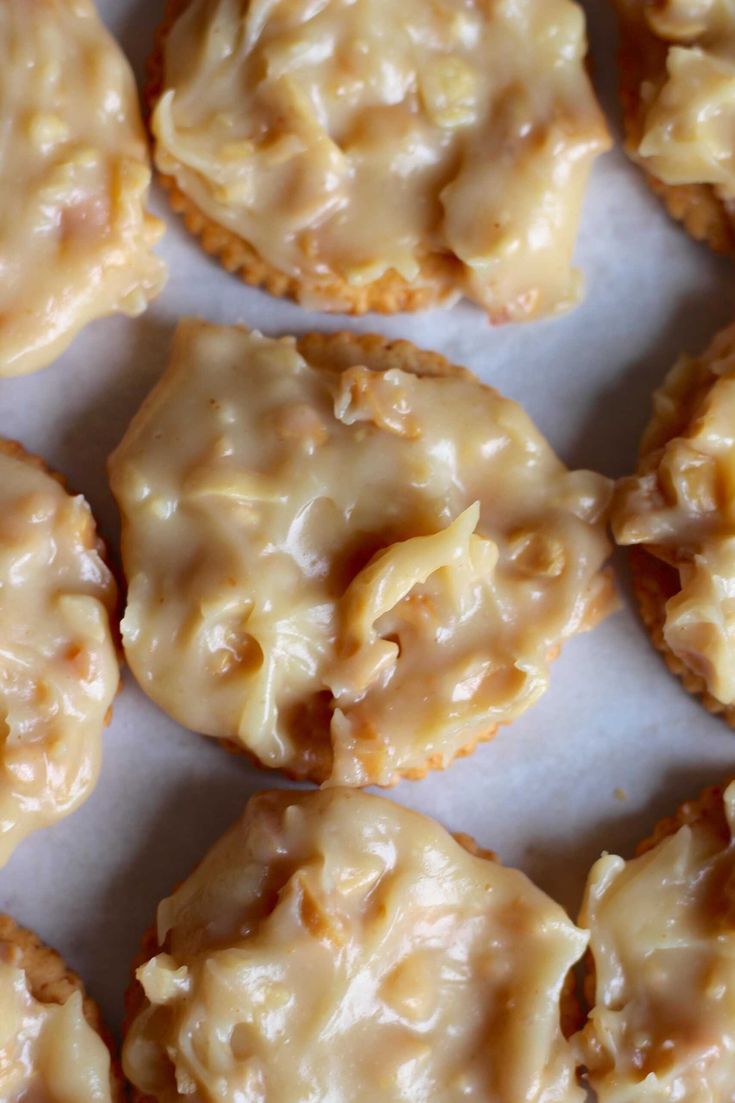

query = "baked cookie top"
0;443;119;866
617;0;735;197
0;915;120;1103
109;322;614;786
151;0;609;321
122;787;588;1103
0;0;166;377
613;322;735;708
575;779;735;1102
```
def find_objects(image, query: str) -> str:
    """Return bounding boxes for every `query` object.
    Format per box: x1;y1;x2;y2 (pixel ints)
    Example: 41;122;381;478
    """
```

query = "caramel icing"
0;954;112;1103
577;781;735;1102
0;0;166;376
614;322;735;706
152;0;609;320
0;446;119;865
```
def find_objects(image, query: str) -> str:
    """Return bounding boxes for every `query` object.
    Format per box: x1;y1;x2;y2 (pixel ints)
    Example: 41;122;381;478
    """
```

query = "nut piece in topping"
149;0;608;319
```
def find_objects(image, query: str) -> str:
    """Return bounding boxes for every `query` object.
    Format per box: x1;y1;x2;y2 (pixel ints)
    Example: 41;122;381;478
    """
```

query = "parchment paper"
2;0;735;1038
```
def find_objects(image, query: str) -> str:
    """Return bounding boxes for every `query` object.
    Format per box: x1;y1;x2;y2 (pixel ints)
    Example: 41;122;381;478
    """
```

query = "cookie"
613;322;735;726
575;780;735;1101
109;322;615;787
146;0;609;321
123;788;587;1103
0;439;119;866
0;914;124;1102
615;0;735;254
0;0;166;377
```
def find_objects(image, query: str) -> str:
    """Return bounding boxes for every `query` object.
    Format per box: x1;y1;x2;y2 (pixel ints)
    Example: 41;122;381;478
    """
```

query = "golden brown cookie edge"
635;779;732;856
218;722;500;787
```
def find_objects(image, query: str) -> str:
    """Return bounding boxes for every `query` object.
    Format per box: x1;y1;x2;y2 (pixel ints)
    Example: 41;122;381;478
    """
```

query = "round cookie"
575;780;735;1101
109;322;615;787
122;787;588;1103
146;0;609;321
145;0;442;317
614;0;735;254
0;439;119;865
0;914;124;1102
612;322;735;726
0;0;166;376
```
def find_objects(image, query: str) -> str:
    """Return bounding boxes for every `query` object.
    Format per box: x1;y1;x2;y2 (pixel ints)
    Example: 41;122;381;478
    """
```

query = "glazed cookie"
613;322;735;725
575;780;735;1101
615;0;735;253
123;787;588;1103
146;0;609;321
109;322;615;786
0;0;166;377
0;914;124;1102
0;441;119;866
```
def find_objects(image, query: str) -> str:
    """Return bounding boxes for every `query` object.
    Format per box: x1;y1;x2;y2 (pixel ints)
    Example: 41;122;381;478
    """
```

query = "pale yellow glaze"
0;448;119;866
123;787;588;1103
109;322;615;785
613;322;735;706
576;781;735;1103
0;0;166;377
0;956;112;1103
619;0;735;196
153;0;609;320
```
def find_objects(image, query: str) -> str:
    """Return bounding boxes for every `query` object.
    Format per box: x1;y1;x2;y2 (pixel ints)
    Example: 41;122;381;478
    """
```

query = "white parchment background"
2;0;735;1038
